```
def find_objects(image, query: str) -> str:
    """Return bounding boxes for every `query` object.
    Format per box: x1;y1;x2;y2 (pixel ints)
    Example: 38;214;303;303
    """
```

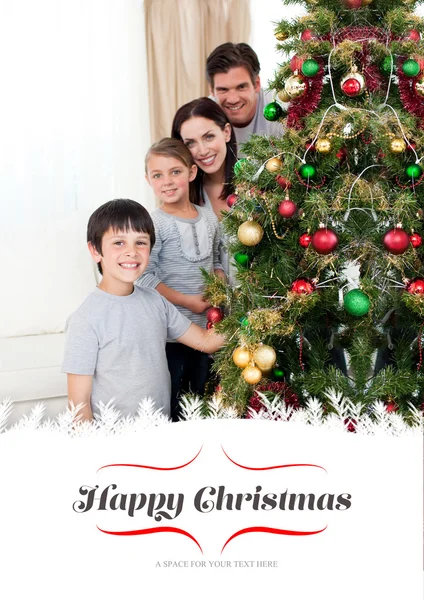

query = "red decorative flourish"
397;60;424;129
287;62;325;130
97;525;203;553
97;446;202;472
221;446;326;472
221;526;327;553
395;172;424;189
294;168;326;189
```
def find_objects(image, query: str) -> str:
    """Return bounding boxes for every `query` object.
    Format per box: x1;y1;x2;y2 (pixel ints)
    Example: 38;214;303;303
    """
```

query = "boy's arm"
67;374;94;421
176;323;225;354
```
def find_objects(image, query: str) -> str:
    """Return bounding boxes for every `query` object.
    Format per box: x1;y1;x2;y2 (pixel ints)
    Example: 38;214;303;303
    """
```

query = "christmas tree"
204;0;424;418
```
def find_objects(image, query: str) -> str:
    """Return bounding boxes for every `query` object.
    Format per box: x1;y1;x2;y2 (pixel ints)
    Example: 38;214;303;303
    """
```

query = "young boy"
62;199;225;421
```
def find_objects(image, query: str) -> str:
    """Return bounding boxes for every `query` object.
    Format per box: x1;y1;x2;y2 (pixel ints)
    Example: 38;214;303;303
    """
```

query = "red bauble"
290;54;305;72
206;306;224;324
247;381;300;419
276;175;291;190
311;227;339;254
407;30;421;41
305;141;316;151
410;232;422;248
206;322;214;330
226;193;237;208
405;278;424;295
336;147;347;162
278;199;297;218
300;29;314;41
341;77;361;97
386;401;398;413
383;227;410;255
290;278;316;294
299;233;312;248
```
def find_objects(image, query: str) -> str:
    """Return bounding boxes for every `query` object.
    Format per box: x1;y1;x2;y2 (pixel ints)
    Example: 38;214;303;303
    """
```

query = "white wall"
249;0;306;89
0;0;153;338
0;0;152;419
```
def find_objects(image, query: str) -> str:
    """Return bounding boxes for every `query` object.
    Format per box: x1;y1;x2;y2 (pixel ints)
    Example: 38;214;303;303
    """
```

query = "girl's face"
145;154;197;206
179;116;231;176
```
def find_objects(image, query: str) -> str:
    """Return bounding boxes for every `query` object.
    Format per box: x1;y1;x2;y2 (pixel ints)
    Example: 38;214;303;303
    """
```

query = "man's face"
211;66;260;128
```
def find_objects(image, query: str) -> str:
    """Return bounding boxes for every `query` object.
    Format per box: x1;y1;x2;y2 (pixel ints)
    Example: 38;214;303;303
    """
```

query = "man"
206;42;284;148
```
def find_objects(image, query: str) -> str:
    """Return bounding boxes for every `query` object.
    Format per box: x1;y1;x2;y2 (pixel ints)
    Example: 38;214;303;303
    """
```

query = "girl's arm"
140;215;211;313
155;283;211;314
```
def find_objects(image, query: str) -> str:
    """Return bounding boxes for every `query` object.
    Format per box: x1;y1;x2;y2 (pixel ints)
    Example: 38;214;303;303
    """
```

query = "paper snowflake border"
0;390;422;437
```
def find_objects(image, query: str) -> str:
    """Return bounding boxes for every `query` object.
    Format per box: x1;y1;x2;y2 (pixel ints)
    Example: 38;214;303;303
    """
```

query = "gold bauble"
265;157;283;172
277;89;291;103
275;31;288;41
242;365;263;385
315;138;332;154
284;74;307;99
237;220;264;246
389;138;406;154
361;0;373;5
232;346;251;369
414;75;424;97
252;344;277;371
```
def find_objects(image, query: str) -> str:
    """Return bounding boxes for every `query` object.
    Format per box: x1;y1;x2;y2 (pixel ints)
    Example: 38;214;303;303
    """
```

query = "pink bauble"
290;54;305;72
407;30;421;42
300;29;314;41
278;199;297;218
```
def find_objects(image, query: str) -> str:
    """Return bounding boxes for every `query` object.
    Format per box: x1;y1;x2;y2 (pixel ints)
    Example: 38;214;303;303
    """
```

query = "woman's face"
179;116;231;176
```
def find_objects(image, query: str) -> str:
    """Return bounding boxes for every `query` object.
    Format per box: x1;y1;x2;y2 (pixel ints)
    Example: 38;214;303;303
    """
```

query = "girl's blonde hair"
145;137;198;205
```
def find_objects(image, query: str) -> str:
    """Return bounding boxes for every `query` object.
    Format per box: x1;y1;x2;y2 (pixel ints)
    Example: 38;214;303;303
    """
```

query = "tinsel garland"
330;26;390;94
246;381;300;417
397;60;424;129
286;62;324;130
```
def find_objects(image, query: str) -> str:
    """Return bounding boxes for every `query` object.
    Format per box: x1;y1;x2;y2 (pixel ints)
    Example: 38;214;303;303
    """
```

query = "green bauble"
234;251;249;267
234;158;248;175
240;316;249;328
405;163;423;179
301;59;319;77
402;59;420;78
263;101;283;121
272;367;285;380
299;163;317;179
344;289;370;317
381;55;394;75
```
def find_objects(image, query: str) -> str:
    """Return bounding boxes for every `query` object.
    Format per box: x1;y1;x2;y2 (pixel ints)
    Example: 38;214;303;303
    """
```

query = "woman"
171;97;238;284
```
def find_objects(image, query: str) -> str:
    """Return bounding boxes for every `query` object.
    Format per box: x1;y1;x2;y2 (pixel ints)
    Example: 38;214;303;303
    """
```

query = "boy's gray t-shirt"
62;286;191;417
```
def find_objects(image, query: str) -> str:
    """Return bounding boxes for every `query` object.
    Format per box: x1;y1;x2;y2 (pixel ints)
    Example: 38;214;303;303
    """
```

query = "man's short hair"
206;43;260;87
87;199;155;274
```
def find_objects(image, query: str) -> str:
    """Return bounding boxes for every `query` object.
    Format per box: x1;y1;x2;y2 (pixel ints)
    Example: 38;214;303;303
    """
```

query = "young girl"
171;97;237;284
140;137;225;421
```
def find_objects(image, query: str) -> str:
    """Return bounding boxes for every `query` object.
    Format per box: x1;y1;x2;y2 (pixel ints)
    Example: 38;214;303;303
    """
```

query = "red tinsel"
330;26;390;94
286;62;324;130
246;381;300;418
397;60;424;129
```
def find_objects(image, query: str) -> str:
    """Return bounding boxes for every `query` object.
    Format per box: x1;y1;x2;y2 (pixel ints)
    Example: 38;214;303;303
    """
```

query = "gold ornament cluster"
233;344;277;384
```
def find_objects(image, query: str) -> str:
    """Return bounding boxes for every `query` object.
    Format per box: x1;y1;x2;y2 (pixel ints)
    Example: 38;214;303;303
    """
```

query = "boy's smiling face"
88;227;151;295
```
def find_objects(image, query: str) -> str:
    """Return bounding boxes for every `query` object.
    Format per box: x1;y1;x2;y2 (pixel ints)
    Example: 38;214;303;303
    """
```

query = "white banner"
0;419;422;599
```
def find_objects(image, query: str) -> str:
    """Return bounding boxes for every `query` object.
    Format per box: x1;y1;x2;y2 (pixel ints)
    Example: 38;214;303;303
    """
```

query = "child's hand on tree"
185;294;212;314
